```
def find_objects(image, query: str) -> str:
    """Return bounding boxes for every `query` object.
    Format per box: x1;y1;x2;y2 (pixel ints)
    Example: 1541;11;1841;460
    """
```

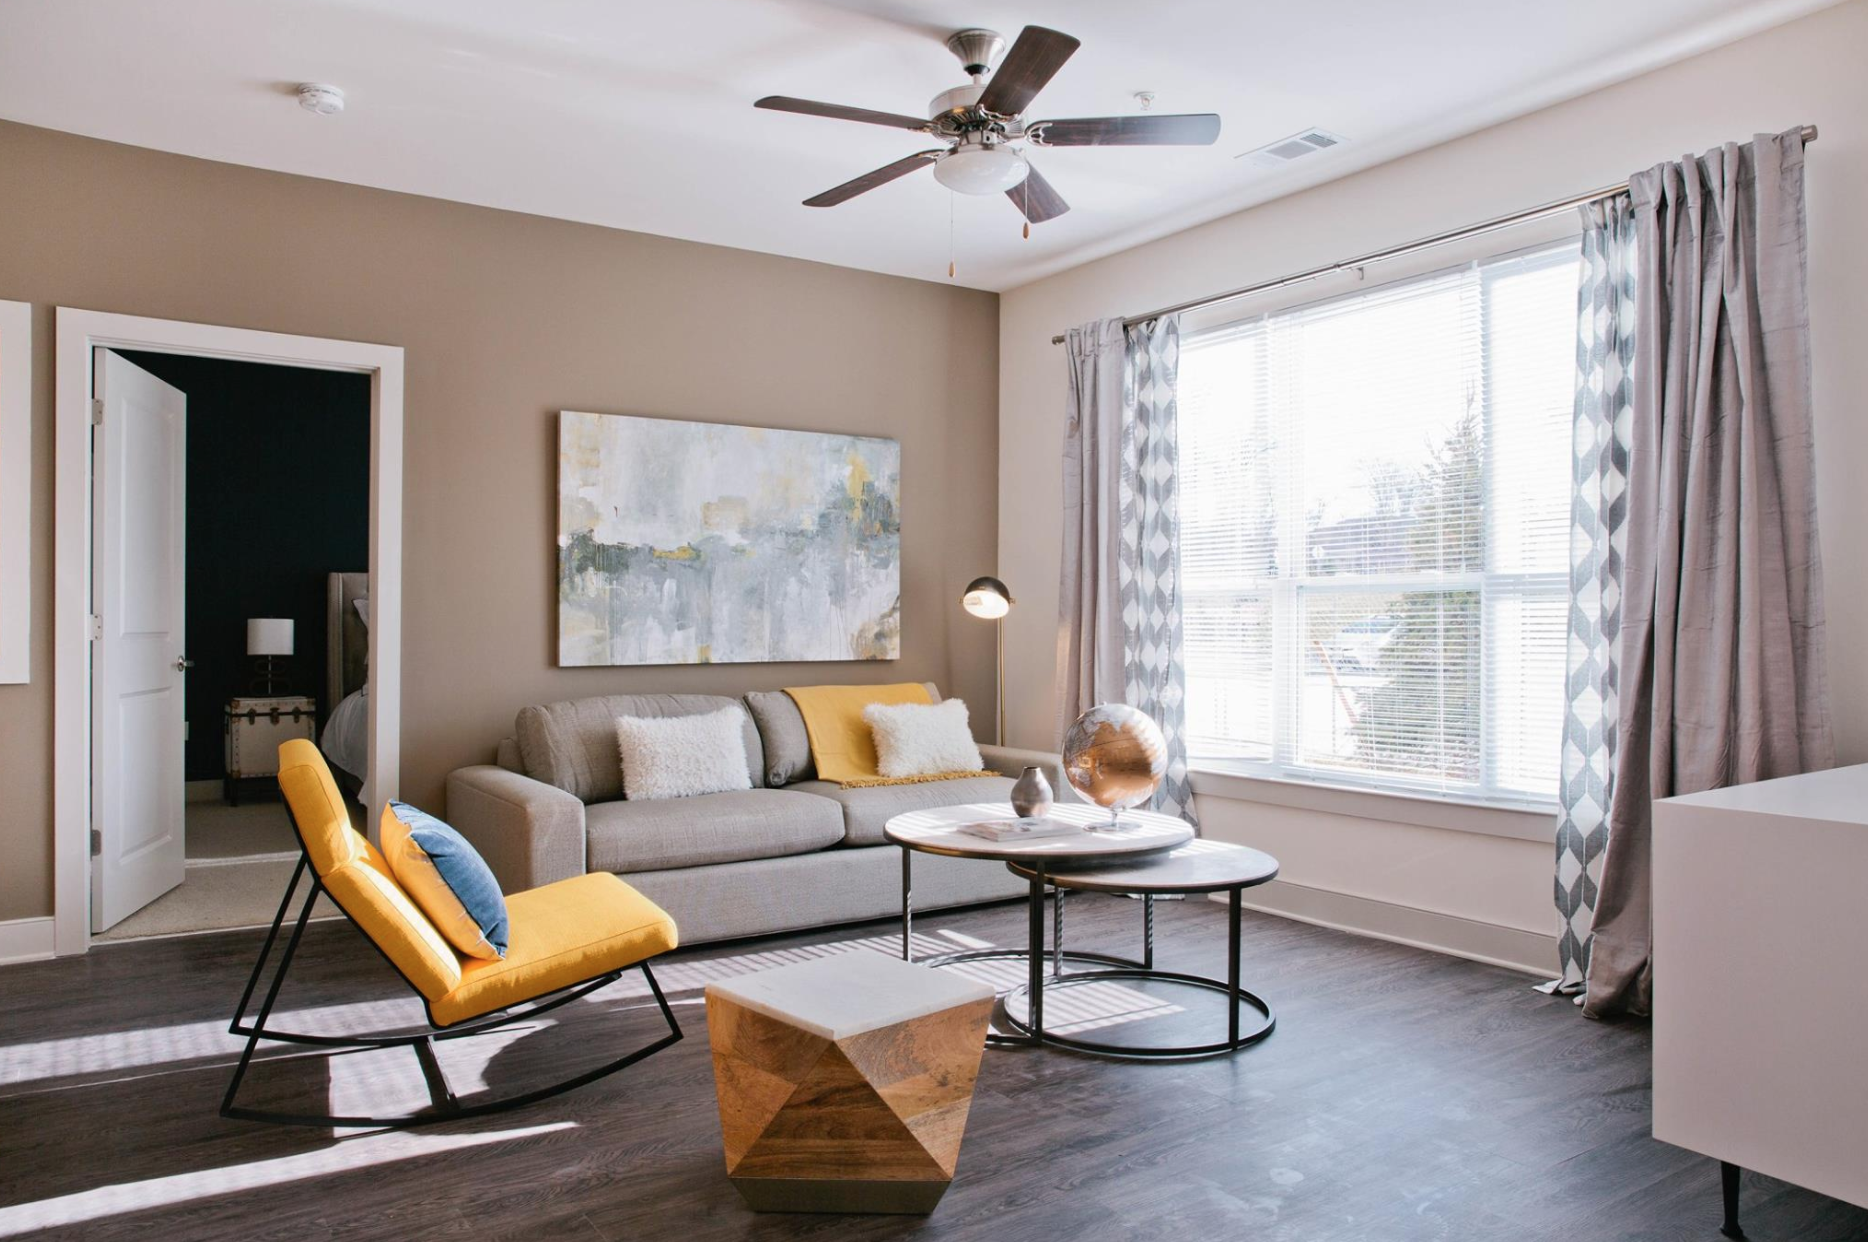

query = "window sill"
1187;765;1557;843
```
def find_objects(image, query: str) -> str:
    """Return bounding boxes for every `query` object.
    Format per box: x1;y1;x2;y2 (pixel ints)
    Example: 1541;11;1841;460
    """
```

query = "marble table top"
883;801;1194;862
705;951;994;1041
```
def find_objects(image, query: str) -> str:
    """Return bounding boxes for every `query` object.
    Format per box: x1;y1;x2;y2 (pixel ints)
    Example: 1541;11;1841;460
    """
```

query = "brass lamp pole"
960;576;1013;745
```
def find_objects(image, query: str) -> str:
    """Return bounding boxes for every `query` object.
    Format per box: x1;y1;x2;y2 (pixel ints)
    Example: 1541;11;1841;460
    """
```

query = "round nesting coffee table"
1003;839;1280;1058
884;803;1194;1048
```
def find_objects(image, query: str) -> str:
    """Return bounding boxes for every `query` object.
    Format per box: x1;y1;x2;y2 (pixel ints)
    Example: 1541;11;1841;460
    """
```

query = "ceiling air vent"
1238;128;1346;170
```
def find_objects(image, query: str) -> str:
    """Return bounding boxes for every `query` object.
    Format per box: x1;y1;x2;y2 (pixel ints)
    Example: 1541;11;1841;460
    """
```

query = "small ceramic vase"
1010;766;1054;820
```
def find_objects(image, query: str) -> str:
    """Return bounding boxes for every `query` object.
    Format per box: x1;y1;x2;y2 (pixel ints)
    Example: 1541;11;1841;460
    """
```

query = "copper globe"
1061;704;1167;827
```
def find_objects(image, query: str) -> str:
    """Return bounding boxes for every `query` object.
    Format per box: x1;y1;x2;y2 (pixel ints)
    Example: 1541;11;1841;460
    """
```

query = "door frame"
54;308;404;955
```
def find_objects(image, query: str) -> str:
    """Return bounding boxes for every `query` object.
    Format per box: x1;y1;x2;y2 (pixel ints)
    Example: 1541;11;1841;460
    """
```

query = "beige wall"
999;0;1868;970
0;121;999;923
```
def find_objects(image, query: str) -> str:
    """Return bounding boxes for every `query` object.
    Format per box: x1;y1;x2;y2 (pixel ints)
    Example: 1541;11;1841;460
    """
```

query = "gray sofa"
445;685;1066;945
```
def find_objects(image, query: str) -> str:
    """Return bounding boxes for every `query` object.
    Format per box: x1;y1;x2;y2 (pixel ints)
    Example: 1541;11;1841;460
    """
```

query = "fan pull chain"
1023;174;1030;239
948;191;956;279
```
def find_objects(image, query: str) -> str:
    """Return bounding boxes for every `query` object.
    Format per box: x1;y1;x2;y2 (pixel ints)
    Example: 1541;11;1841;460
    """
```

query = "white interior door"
91;348;187;932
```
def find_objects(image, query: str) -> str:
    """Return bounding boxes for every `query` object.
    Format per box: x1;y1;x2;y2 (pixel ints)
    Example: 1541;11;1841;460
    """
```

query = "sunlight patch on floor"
0;1122;575;1237
0;997;427;1090
1030;980;1189;1035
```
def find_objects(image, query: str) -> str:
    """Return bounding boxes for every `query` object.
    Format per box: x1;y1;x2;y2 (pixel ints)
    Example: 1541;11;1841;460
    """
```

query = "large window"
1177;240;1578;804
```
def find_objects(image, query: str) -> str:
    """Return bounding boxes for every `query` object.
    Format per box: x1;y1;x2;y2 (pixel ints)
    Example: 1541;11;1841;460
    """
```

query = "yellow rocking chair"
222;739;682;1127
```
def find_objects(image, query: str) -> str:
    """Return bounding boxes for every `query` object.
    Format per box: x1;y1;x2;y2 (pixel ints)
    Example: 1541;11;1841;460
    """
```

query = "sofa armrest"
977;745;1077;802
445;765;588;893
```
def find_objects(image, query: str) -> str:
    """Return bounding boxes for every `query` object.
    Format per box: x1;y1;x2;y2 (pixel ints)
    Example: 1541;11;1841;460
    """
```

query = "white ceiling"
0;0;1839;291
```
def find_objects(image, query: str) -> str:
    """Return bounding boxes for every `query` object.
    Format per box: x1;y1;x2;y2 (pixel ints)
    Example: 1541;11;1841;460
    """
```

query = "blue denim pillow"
380;801;510;960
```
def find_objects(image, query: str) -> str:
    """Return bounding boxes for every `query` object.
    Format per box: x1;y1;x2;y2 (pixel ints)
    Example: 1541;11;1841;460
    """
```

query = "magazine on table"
956;816;1083;842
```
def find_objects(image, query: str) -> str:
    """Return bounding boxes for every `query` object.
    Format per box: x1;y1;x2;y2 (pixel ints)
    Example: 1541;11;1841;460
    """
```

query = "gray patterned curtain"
1056;315;1197;826
1121;317;1196;824
1549;196;1637;994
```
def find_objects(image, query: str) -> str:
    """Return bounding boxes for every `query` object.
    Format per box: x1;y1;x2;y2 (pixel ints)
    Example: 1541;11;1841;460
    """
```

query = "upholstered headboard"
327;571;369;708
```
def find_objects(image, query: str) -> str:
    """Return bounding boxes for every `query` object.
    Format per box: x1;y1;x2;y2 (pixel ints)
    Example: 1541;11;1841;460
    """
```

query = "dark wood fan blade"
1007;161;1069;223
1027;114;1222;146
755;96;931;132
976;26;1080;117
804;151;941;207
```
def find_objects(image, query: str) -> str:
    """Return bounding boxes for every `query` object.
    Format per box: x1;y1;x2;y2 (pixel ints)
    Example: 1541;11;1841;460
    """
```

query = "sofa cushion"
787;775;1015;847
865;699;984;778
615;706;754;801
743;690;816;786
516;693;763;802
585;789;845;873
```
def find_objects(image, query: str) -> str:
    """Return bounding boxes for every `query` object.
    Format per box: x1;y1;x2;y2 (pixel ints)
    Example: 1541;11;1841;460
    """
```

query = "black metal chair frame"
222;846;683;1129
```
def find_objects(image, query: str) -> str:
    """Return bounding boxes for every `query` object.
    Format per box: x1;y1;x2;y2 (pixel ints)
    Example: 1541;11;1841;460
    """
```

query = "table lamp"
247;617;294;696
960;576;1012;745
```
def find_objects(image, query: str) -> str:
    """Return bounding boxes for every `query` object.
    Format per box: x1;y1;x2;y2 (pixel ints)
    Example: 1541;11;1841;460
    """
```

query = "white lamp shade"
932;145;1030;196
962;589;1010;619
247;618;295;656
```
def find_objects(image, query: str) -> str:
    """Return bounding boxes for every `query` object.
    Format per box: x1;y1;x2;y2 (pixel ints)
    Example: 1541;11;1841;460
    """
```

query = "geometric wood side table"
706;952;994;1214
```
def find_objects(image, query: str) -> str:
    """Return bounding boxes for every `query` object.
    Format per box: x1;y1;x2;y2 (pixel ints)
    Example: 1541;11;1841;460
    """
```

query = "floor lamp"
961;576;1012;746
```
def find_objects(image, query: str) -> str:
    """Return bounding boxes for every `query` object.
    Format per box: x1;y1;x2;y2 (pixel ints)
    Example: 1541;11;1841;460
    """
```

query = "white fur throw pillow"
864;699;984;778
615;707;753;801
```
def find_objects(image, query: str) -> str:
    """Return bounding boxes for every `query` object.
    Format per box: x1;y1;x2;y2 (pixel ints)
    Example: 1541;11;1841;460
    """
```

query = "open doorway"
54;308;404;958
89;349;369;942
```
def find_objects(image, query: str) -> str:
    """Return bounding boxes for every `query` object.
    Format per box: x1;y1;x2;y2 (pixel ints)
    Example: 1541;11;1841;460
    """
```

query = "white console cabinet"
1653;764;1868;1234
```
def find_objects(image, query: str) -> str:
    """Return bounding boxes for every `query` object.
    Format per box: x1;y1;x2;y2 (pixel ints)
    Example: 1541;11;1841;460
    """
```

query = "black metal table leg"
1721;1162;1746;1239
1144;894;1156;970
1228;888;1243;1047
1028;867;1046;1040
899;846;913;961
1052;885;1066;979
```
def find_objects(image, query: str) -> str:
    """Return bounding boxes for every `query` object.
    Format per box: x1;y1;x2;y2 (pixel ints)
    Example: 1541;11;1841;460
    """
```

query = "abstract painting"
558;411;901;666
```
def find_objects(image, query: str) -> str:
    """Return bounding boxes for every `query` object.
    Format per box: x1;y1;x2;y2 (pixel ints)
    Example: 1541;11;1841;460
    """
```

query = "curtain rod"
1048;123;1818;345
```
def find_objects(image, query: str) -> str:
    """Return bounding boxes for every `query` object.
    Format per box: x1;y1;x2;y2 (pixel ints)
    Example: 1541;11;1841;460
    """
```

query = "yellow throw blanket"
784;683;928;783
836;770;993;789
785;682;974;787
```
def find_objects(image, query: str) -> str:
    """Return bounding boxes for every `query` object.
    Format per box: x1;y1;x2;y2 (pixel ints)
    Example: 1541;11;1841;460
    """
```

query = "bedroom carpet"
93;858;340;942
184;800;302;861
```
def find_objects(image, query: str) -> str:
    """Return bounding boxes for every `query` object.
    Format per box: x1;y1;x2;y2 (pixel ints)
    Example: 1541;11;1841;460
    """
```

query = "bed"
322;570;370;801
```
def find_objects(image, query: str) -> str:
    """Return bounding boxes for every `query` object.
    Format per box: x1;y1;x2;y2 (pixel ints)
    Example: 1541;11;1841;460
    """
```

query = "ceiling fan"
755;25;1221;228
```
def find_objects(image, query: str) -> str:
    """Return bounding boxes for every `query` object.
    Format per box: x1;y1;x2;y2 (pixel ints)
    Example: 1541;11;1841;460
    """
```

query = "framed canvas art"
0;300;29;683
558;410;901;666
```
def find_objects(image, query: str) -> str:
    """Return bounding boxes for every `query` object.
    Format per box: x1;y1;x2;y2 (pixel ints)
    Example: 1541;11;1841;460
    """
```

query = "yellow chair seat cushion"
430;872;679;1027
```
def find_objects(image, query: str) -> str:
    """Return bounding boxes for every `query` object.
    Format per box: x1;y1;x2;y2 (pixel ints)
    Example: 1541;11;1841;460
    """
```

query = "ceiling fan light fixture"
933;144;1029;195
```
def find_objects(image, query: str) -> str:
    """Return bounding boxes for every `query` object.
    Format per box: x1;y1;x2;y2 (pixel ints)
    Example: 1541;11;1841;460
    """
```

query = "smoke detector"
296;83;346;116
1238;127;1344;169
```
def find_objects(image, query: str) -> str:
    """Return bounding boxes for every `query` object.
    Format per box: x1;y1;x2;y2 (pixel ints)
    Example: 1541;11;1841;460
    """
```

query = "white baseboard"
0;916;56;966
1222;879;1559;978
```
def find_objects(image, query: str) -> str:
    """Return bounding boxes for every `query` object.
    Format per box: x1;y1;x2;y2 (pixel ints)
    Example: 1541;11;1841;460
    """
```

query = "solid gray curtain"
1551;196;1637;994
1585;129;1833;1019
1056;315;1198;824
1057;319;1129;739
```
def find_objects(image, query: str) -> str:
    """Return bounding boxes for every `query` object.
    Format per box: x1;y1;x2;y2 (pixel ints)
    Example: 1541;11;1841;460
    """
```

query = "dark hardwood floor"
1;891;1862;1241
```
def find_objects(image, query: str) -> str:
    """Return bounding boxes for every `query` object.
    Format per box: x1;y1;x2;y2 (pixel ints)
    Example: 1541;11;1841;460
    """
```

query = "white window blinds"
1178;240;1579;803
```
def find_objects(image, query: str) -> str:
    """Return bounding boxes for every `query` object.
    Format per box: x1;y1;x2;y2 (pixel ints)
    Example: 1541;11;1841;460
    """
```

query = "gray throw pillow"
743;690;814;786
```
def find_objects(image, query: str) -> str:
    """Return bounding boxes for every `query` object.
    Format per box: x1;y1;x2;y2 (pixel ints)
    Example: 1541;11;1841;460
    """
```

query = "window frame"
1177;237;1578;813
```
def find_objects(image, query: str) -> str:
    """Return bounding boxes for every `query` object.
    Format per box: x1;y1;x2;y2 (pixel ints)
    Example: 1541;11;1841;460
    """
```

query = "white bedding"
321;686;369;801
